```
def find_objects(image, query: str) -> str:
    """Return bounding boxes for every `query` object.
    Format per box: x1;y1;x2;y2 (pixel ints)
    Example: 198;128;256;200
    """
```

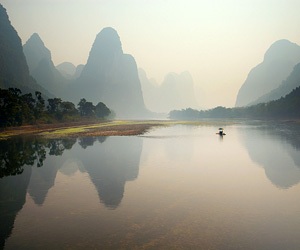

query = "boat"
216;128;226;136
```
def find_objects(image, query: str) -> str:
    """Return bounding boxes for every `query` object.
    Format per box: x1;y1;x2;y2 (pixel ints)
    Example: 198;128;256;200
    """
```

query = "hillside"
235;40;300;107
23;33;69;97
251;63;300;105
0;4;51;97
67;27;148;118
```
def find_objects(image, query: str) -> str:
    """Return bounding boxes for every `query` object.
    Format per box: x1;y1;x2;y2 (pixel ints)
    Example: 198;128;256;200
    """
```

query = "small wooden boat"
216;128;226;136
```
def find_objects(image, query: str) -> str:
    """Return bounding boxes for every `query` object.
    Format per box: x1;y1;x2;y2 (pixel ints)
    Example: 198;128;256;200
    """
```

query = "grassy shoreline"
1;118;297;140
0;119;237;140
0;120;161;140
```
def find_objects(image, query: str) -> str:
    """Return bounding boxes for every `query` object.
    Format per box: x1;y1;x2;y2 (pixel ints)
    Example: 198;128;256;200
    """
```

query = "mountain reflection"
0;167;31;249
75;136;142;209
0;135;143;247
27;158;60;205
238;123;300;189
0;137;77;248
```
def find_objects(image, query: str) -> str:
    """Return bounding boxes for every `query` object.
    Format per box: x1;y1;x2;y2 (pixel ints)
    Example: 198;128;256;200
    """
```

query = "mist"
2;2;300;248
1;0;300;108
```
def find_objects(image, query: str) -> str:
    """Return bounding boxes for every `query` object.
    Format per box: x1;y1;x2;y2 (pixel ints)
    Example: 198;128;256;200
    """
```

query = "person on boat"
218;128;225;135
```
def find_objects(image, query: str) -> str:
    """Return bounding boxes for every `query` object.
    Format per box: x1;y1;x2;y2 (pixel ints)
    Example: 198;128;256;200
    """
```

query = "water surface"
1;122;300;249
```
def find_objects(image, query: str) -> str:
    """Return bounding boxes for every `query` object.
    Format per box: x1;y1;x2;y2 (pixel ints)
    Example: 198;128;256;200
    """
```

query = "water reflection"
0;167;31;249
78;136;107;149
0;135;143;247
76;136;142;209
238;123;300;189
2;123;300;248
0;137;76;248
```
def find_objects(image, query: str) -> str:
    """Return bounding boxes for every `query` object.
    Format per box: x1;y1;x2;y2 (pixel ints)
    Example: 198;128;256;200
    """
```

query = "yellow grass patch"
0;119;238;140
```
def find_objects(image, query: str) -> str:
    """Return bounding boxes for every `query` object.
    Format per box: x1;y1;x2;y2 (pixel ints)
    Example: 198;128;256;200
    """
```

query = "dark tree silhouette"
0;88;111;127
95;102;111;118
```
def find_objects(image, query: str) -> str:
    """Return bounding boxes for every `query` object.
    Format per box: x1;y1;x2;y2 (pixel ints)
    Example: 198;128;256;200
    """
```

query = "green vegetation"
170;87;300;120
0;119;238;140
0;87;112;127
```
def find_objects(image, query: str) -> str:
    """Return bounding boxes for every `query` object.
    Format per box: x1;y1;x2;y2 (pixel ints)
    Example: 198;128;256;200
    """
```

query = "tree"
61;101;78;115
78;98;95;116
0;88;23;126
47;98;62;114
0;87;112;127
34;91;45;120
47;98;63;120
78;98;87;116
21;93;35;123
95;102;111;118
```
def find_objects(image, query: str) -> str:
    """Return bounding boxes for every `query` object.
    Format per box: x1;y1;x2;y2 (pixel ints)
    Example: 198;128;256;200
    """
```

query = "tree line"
169;86;300;120
0;88;111;127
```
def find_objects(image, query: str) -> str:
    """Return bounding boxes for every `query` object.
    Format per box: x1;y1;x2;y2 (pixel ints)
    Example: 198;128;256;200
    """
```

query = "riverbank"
0;119;237;140
3;118;296;140
0;120;157;139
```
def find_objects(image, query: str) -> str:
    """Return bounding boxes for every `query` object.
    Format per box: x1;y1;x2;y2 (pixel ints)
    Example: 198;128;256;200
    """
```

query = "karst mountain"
0;4;51;97
235;39;300;107
23;33;68;97
139;69;199;113
67;27;148;118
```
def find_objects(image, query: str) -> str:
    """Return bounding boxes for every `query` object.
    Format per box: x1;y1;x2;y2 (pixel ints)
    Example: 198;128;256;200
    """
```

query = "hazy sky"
1;0;300;108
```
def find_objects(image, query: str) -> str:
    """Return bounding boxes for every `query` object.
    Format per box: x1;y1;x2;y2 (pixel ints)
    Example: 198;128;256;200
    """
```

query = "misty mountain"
56;62;76;79
235;39;300;107
139;69;198;113
251;62;300;105
74;64;84;79
138;69;160;110
0;4;51;97
23;33;69;97
67;27;148;118
56;62;85;80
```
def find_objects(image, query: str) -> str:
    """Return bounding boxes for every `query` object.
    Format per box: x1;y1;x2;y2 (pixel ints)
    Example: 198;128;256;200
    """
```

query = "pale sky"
1;0;300;108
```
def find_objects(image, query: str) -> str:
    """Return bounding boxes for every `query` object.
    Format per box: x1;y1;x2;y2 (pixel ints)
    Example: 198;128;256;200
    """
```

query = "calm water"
1;122;300;249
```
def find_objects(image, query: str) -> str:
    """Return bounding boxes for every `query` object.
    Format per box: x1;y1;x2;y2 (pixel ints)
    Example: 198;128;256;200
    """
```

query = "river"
1;121;300;249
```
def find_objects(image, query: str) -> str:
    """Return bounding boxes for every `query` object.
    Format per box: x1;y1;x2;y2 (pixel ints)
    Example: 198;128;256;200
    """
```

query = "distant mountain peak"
23;33;52;72
87;27;123;63
68;27;147;118
27;33;45;46
96;27;122;47
56;62;76;76
23;33;68;97
24;33;50;56
264;39;300;62
139;69;199;113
